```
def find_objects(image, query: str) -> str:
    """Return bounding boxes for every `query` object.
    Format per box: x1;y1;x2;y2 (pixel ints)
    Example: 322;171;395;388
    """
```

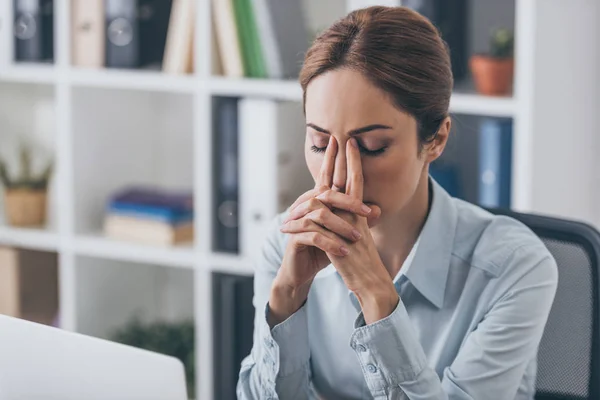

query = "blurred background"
0;0;598;399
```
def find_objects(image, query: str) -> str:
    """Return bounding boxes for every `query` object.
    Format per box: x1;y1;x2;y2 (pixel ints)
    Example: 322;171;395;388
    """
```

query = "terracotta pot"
4;188;47;227
469;55;514;96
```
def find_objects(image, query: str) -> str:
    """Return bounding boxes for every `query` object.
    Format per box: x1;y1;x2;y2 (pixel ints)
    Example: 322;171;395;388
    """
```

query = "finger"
315;190;372;217
284;197;326;224
345;138;364;200
316;136;337;188
366;204;382;228
288;186;329;214
281;209;362;242
291;231;349;257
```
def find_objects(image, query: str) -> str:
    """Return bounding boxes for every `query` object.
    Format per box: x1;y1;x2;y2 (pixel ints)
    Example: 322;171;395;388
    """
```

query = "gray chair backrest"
490;209;600;400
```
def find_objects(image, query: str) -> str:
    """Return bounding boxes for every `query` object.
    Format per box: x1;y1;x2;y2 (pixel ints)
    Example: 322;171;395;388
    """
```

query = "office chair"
490;208;600;400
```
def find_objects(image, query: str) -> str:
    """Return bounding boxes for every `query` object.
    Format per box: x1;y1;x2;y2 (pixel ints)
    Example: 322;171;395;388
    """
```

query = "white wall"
529;0;600;226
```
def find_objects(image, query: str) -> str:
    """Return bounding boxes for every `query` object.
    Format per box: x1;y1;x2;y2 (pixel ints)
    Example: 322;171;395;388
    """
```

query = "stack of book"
103;187;194;247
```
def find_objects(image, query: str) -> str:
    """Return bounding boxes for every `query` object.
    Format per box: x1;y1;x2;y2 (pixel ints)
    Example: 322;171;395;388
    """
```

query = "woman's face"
304;68;446;219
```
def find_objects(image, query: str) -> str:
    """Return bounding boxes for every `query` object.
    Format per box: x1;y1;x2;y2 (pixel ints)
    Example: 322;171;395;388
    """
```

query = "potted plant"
0;144;53;227
470;28;515;96
110;318;195;398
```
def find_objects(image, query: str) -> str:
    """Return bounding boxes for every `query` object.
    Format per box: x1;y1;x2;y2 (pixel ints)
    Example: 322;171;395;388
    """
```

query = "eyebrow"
306;123;393;136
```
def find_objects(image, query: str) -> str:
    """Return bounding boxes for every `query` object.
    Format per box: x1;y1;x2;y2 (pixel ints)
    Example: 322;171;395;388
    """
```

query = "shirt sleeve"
237;213;313;400
349;245;558;400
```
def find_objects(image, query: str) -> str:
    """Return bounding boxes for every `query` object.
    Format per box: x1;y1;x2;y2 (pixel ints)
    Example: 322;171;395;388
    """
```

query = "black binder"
105;0;172;69
13;0;54;63
403;0;468;84
212;97;240;254
213;273;255;400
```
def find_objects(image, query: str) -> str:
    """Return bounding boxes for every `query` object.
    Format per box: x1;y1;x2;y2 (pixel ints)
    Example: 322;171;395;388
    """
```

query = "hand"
283;138;398;324
269;137;373;327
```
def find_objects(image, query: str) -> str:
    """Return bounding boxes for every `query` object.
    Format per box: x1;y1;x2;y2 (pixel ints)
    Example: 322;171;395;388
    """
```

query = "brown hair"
299;6;453;149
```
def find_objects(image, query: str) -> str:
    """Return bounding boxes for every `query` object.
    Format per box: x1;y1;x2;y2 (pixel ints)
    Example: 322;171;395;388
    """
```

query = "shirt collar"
404;177;458;308
392;233;421;283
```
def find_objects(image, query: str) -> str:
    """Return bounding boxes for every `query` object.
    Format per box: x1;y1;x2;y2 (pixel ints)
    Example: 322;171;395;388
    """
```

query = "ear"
424;116;451;163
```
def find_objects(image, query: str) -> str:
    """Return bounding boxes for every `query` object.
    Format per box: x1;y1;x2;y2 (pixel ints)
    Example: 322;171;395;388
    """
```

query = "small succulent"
0;144;53;190
489;28;514;59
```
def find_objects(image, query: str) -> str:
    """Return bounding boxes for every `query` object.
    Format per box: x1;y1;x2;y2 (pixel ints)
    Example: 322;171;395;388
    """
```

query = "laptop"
0;314;188;400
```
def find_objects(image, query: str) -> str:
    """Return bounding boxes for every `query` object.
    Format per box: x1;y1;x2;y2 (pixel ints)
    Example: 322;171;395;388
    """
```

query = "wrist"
355;283;399;325
268;278;311;328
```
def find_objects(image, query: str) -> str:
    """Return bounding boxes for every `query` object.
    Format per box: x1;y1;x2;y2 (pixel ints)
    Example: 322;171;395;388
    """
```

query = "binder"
212;97;240;253
401;0;469;83
478;118;513;208
105;0;172;69
212;273;255;400
13;0;54;63
239;99;313;260
71;0;105;68
105;0;139;68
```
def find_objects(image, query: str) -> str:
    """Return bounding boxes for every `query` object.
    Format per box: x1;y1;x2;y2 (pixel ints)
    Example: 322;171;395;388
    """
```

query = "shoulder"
451;198;558;292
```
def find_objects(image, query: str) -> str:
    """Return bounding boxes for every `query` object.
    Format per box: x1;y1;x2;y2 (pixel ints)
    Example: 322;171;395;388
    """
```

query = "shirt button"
264;337;274;348
367;364;378;374
356;344;367;353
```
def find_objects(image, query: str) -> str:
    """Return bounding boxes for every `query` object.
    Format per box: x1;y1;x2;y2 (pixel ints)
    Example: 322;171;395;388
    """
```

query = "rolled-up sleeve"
349;247;558;400
237;213;312;400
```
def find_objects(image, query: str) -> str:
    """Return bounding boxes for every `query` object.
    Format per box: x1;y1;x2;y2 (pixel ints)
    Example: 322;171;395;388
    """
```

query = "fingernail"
279;223;287;231
350;138;358;148
361;204;372;214
352;229;362;240
340;246;350;256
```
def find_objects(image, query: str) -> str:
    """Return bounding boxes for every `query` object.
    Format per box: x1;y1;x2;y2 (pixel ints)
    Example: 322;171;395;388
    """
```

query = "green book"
233;0;267;78
243;0;267;78
232;0;253;77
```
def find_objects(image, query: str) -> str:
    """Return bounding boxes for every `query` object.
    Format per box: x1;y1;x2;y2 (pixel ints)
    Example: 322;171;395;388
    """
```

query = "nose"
332;140;347;192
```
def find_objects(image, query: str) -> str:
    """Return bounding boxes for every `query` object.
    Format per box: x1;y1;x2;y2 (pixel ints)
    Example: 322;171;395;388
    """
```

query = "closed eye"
310;144;387;156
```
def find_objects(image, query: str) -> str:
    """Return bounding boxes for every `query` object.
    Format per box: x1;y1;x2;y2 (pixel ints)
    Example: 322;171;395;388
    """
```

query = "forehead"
304;68;408;130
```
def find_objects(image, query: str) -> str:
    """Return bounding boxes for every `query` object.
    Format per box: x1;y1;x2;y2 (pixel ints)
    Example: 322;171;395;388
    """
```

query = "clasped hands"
277;136;399;324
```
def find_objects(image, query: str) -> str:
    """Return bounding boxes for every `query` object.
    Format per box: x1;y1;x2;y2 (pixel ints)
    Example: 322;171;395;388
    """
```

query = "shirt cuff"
264;301;310;377
350;298;428;391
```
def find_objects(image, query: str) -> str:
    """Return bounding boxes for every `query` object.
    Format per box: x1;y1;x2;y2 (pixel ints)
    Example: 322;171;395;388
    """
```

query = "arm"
237;215;313;400
350;246;558;400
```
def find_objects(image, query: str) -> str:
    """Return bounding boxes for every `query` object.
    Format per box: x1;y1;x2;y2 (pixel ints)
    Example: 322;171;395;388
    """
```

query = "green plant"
0;144;53;190
110;318;196;399
489;28;514;59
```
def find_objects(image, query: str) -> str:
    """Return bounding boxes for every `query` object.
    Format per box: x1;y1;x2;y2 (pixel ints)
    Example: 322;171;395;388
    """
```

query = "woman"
237;6;557;400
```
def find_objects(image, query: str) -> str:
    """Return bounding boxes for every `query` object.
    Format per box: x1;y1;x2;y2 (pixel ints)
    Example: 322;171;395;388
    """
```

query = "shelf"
206;252;254;275
0;226;59;252
449;93;516;118
68;68;196;93
0;64;57;84
209;77;516;117
73;234;195;269
0;67;517;118
209;77;302;100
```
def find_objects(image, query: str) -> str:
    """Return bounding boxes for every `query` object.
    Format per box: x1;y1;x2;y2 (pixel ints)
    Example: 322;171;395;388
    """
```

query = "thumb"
366;204;382;228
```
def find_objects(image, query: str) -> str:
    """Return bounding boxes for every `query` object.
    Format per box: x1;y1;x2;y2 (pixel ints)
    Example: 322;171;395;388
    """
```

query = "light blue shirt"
237;178;558;399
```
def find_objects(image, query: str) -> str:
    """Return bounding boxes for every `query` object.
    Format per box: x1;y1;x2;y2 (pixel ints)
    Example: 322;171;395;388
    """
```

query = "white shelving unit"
0;1;598;399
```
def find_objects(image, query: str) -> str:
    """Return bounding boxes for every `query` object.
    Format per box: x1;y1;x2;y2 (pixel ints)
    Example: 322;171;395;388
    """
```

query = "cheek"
363;150;421;194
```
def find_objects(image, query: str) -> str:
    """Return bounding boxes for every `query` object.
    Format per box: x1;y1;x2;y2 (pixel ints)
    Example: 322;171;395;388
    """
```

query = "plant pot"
469;55;514;96
4;188;47;227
